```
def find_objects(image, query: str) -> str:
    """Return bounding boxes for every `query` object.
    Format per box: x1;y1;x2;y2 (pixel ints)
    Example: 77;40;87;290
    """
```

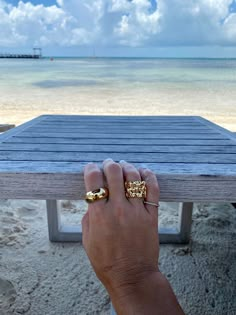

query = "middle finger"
119;160;143;206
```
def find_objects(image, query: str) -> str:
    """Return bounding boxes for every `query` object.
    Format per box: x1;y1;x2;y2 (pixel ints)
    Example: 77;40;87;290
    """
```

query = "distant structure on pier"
0;48;42;59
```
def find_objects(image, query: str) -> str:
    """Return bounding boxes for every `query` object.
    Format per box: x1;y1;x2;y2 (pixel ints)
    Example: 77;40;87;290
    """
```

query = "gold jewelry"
143;201;159;208
125;181;147;198
85;187;109;203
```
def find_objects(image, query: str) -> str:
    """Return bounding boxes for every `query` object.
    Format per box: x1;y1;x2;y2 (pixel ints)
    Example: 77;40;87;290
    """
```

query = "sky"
0;0;236;57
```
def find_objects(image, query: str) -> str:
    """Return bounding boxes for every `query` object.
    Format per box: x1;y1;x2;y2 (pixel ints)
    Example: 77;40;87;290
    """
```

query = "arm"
109;271;184;315
82;160;185;315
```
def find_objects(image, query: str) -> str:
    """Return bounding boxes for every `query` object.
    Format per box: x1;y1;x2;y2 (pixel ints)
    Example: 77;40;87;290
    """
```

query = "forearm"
108;271;185;315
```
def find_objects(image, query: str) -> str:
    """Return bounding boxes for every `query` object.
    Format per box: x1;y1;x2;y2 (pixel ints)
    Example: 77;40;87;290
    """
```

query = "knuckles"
85;168;102;182
104;162;122;174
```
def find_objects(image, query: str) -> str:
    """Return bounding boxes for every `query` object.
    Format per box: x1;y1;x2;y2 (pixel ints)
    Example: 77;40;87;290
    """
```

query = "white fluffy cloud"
0;0;236;48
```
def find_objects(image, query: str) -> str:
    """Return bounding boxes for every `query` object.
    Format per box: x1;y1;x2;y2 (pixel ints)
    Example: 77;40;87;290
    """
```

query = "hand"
82;159;160;298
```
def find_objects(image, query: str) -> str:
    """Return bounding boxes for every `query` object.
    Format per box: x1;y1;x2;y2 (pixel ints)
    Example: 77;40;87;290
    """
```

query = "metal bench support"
46;200;193;244
46;200;82;242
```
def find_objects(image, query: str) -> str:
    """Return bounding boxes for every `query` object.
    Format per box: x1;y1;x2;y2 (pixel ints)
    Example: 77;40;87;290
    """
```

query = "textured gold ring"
125;181;147;198
85;187;109;203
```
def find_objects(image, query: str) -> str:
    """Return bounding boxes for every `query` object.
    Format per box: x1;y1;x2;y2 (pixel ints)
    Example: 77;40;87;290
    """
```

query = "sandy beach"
1;84;236;131
1;200;236;315
1;58;236;314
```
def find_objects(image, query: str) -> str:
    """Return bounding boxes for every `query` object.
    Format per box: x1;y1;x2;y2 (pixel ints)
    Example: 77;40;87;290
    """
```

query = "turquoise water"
0;57;236;90
1;58;236;131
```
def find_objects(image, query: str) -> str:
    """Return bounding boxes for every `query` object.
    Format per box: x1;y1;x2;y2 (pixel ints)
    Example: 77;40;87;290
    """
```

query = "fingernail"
119;160;126;163
104;158;113;162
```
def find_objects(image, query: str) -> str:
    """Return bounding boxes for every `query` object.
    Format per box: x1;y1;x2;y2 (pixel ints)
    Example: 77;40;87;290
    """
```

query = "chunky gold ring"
125;181;147;198
85;187;109;203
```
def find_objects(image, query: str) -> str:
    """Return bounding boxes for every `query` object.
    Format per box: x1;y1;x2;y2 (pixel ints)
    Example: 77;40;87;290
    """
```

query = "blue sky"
1;0;236;57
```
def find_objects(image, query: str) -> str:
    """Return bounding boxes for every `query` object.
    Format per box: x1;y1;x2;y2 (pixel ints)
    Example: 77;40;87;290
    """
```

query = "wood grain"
0;115;235;202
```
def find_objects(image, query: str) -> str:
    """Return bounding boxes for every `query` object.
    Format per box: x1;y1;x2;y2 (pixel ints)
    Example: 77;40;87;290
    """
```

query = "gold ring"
125;181;147;198
143;201;159;208
85;187;109;203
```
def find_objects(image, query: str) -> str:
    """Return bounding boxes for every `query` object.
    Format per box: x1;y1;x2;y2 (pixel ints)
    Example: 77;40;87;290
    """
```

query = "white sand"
0;85;236;130
1;87;236;314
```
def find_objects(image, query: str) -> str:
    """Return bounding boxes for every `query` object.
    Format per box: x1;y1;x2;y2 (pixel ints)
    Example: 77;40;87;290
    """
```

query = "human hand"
82;159;160;299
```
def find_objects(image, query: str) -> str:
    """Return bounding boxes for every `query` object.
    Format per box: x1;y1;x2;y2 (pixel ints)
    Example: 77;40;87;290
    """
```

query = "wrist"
104;264;160;298
108;270;162;314
107;271;184;315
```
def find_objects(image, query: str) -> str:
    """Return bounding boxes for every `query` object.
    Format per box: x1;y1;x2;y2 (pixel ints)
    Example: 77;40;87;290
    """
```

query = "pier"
0;48;42;59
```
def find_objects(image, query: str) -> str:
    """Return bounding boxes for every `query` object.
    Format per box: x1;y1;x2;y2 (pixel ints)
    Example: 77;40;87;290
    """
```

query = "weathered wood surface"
0;124;15;132
0;115;235;201
0;161;235;174
17;132;227;139
0;151;236;163
5;138;233;145
0;172;236;201
1;143;236;153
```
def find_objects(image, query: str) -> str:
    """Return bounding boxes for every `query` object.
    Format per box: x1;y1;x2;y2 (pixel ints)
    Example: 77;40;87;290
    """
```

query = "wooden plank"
26;127;214;134
0;161;235;175
1;143;236;154
37;122;205;127
0;116;48;142
196;117;236;142
41;115;199;121
0;171;235;201
16;132;227;139
29;120;207;126
4;137;233;145
0;151;236;163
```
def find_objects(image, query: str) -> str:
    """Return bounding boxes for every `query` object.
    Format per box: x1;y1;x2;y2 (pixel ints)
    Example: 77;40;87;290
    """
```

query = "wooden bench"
0;115;236;246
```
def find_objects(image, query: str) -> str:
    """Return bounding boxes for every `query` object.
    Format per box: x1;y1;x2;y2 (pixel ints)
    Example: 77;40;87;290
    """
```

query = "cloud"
0;0;236;49
110;0;161;46
0;0;93;47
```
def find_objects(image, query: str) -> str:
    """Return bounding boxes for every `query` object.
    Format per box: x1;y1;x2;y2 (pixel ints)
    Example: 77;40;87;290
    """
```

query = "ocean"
1;57;236;90
0;58;236;130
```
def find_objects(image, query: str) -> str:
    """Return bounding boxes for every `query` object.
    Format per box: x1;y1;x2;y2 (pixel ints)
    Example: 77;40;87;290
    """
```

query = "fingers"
139;168;160;217
119;160;143;207
83;162;106;241
102;159;126;202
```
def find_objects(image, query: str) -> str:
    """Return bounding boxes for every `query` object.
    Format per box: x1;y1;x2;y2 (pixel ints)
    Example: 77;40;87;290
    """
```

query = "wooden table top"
0;115;236;202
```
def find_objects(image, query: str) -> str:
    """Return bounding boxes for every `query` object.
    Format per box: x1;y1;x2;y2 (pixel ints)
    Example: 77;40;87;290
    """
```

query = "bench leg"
178;202;193;243
159;202;193;244
46;200;193;244
46;200;82;242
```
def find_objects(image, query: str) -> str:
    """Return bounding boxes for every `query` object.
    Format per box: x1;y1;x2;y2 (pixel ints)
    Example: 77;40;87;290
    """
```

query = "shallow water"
0;58;236;130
